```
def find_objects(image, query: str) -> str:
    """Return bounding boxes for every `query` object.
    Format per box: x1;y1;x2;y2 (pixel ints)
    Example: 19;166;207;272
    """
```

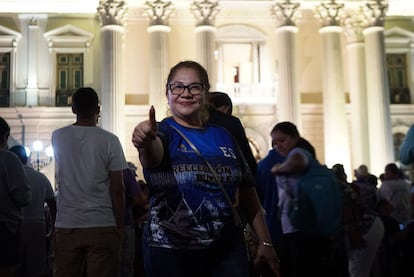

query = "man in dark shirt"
0;117;30;277
208;92;257;176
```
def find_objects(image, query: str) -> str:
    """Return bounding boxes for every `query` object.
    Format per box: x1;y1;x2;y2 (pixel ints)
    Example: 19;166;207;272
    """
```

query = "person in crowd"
207;91;257;176
52;87;127;277
378;163;412;226
0;117;31;277
345;164;384;277
324;164;350;277
373;199;407;277
399;124;414;165
354;164;378;187
133;179;149;277
132;60;280;277
209;91;233;115
121;162;147;277
270;121;332;277
10;145;56;277
255;125;286;275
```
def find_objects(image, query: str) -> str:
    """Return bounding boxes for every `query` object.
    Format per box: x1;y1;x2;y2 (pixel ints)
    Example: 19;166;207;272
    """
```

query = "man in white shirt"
52;87;127;277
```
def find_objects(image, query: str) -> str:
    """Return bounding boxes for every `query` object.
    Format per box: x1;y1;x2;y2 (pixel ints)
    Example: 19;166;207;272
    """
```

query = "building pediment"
385;26;414;47
44;24;94;48
0;25;21;48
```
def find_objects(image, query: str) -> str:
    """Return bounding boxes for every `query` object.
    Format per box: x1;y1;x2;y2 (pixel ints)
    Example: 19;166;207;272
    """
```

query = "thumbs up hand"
132;105;158;149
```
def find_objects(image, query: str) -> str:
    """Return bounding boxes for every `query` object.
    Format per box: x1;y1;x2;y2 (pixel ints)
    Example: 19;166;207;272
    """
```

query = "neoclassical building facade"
1;0;413;186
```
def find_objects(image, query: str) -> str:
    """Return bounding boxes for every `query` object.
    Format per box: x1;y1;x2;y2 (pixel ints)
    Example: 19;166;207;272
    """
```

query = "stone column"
144;0;173;119
97;0;127;147
26;17;40;106
271;0;300;126
343;9;370;175
315;0;351;174
191;0;220;90
362;0;393;176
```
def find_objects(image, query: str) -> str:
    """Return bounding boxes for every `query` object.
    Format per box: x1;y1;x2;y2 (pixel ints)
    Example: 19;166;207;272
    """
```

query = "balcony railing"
214;83;278;104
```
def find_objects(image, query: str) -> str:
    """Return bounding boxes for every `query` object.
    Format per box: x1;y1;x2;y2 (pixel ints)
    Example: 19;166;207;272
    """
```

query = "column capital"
190;0;220;27
362;0;388;27
143;0;174;27
271;0;300;27
315;0;345;27
97;0;127;27
343;7;365;43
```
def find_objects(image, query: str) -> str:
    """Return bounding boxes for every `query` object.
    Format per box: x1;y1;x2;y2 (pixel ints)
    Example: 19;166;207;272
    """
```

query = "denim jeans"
142;225;250;277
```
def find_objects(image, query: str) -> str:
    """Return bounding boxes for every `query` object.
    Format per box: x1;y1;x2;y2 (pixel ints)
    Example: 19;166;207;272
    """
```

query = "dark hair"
209;91;233;115
385;163;399;175
10;145;28;165
72;87;99;117
0;117;10;139
332;163;347;182
166;61;210;92
271;121;316;158
271;121;300;137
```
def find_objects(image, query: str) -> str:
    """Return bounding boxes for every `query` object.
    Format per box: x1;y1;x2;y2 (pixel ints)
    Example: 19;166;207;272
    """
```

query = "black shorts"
0;222;20;266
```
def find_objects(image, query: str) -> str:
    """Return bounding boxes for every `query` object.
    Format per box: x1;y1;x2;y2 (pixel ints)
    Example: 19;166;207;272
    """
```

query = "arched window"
215;24;276;104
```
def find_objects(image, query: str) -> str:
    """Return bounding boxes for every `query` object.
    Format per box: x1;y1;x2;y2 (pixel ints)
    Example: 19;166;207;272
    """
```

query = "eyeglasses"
167;83;204;96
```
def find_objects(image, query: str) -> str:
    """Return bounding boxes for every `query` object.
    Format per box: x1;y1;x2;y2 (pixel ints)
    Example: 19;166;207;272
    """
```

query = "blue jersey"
143;117;253;249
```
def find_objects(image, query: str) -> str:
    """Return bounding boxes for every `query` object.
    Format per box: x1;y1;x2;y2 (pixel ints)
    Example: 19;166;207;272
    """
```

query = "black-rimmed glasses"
167;83;204;96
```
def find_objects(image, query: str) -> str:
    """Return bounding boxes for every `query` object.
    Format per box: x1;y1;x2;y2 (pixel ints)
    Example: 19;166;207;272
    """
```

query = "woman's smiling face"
271;130;299;157
167;67;206;127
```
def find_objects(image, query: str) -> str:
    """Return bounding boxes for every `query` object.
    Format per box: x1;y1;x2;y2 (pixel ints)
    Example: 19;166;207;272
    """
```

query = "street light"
31;140;53;171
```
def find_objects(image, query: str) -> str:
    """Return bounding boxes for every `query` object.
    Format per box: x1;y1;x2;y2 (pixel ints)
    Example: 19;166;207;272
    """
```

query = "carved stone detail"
190;0;220;27
271;0;300;27
315;0;345;27
97;0;127;27
28;17;38;26
143;0;174;26
362;0;388;27
343;7;366;43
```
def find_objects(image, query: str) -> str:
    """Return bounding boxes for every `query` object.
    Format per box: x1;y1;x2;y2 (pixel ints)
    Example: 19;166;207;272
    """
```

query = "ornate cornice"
97;0;127;27
271;0;300;27
190;0;220;27
143;0;174;26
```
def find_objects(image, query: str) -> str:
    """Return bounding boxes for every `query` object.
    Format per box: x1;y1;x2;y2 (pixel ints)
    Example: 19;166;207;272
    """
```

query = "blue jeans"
143;225;250;277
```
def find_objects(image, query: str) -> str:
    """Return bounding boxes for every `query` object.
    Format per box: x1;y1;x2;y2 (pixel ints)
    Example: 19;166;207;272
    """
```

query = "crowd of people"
1;59;414;277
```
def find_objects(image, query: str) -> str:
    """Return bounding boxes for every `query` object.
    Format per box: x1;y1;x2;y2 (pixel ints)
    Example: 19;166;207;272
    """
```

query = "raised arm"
132;106;164;168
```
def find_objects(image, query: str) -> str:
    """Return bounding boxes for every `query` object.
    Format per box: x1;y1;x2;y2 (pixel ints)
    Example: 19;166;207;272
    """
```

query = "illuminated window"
387;54;410;104
56;53;83;106
0;52;10;107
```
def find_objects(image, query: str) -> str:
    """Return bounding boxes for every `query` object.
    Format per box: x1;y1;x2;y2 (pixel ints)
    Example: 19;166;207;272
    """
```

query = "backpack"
288;151;343;236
